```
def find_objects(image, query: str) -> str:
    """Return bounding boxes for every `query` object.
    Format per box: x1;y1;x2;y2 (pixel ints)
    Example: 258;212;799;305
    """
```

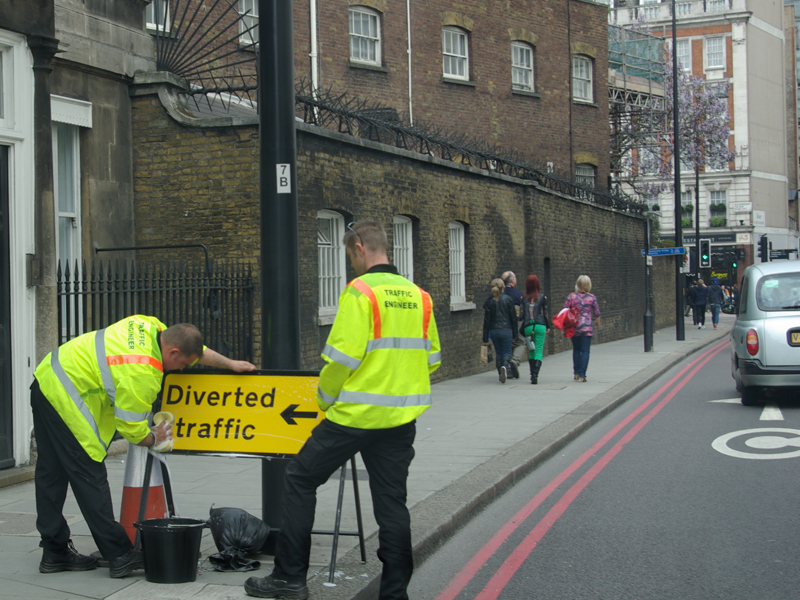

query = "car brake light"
746;329;759;356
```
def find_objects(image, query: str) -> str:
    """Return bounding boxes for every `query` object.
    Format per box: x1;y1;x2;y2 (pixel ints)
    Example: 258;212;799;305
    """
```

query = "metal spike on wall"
152;0;258;101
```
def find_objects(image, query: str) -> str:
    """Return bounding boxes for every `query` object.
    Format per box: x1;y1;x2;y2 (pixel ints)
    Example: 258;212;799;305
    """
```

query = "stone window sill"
512;89;541;98
349;61;388;73
450;301;477;312
442;77;476;87
573;99;598;108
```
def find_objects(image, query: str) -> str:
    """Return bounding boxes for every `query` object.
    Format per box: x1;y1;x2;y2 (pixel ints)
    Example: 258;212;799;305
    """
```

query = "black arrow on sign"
280;404;318;425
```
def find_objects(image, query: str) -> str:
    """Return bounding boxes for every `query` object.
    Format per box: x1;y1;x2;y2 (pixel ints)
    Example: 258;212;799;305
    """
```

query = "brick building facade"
151;0;611;191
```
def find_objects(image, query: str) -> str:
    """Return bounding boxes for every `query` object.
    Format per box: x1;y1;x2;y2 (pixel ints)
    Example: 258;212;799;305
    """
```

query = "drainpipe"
310;0;318;96
407;0;413;125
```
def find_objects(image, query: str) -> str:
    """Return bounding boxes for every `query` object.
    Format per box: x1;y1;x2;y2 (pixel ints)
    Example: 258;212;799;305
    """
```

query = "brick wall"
131;89;674;382
296;0;610;188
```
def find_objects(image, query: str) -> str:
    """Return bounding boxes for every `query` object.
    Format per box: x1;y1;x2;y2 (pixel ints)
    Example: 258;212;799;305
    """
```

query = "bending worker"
245;220;441;600
32;315;255;578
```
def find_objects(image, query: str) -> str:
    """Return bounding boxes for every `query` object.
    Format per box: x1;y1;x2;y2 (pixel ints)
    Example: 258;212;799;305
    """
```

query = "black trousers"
273;419;416;600
31;380;132;560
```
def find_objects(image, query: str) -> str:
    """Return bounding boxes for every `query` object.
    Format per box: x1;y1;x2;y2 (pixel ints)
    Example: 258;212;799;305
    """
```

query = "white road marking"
760;403;784;421
709;398;741;404
712;428;800;460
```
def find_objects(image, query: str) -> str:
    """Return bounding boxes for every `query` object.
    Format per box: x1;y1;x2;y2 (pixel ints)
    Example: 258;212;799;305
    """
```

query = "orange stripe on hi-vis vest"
420;289;432;339
107;355;164;372
350;279;382;338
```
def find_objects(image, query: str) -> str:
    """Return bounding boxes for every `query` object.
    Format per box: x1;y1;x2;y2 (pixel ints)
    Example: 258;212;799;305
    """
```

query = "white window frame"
707;0;726;12
442;27;469;81
52;122;82;337
449;221;466;304
575;164;595;188
318;210;346;323
239;0;259;45
349;6;381;66
393;216;414;282
710;190;727;207
705;37;724;71
511;42;534;92
146;0;171;32
572;56;593;102
676;38;691;72
0;43;8;128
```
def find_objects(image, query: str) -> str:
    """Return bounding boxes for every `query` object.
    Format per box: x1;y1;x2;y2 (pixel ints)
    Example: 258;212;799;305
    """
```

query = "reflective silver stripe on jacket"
50;348;108;451
428;351;442;365
322;344;362;371
318;388;338;406
114;406;148;423
94;329;116;406
337;390;431;407
365;337;432;352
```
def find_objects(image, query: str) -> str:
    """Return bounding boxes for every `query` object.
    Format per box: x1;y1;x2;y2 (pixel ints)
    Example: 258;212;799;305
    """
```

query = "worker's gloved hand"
150;412;174;453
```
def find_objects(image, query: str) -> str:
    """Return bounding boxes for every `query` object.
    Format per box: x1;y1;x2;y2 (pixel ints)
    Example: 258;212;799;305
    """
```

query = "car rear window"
755;272;800;311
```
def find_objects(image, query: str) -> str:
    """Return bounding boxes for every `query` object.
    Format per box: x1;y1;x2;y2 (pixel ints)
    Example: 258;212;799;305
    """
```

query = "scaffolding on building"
608;24;668;195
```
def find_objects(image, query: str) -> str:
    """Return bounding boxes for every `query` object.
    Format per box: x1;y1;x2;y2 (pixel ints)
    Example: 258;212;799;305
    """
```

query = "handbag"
564;298;580;328
525;335;536;352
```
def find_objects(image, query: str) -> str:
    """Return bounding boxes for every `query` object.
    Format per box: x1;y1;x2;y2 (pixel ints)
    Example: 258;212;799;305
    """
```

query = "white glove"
151;412;174;453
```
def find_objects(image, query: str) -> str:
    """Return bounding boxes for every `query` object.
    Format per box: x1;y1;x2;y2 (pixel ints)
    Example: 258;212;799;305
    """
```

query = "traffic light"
758;235;769;262
731;254;738;268
699;239;711;268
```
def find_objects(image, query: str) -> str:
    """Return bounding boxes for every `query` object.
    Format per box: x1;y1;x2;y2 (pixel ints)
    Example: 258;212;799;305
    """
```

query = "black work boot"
529;359;537;384
245;574;310;599
108;549;144;579
39;540;98;573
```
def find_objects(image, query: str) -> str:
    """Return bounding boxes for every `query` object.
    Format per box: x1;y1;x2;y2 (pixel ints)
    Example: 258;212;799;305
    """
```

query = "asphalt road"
409;338;800;600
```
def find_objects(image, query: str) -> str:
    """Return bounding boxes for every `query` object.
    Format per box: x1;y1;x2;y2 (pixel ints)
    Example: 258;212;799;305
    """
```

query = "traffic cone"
119;442;168;544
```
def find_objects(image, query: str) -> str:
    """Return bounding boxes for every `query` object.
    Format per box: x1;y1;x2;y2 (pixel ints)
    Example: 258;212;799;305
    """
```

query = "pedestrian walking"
520;274;549;384
483;278;519;383
31;316;255;578
694;279;708;329
565;275;601;382
707;277;724;329
244;220;441;600
686;282;696;322
502;271;524;379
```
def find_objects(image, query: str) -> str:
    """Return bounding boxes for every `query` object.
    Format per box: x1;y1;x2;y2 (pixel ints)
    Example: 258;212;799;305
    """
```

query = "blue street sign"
641;247;686;257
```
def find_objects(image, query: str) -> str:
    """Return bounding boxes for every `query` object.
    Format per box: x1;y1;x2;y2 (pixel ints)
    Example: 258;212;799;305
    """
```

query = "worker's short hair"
344;220;388;253
162;323;204;357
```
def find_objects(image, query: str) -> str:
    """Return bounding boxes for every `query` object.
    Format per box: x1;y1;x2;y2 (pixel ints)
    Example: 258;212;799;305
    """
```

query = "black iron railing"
56;259;255;362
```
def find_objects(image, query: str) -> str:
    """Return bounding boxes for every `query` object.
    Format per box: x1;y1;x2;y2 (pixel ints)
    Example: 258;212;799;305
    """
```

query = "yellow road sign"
159;371;323;456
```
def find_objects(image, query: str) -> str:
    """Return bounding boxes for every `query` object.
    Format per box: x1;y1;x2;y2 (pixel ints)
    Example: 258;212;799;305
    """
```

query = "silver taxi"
731;261;800;405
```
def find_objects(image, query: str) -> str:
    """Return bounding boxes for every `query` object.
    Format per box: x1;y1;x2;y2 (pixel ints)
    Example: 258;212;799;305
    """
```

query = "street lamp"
672;0;685;340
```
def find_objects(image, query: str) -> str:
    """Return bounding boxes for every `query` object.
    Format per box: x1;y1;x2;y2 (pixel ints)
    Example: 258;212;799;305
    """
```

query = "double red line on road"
435;339;731;600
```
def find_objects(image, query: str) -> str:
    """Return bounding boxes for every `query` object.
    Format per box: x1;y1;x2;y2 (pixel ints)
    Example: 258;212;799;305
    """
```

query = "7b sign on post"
158;371;322;457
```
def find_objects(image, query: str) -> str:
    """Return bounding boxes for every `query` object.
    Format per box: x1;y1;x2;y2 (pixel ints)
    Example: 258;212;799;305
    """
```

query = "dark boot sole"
244;580;309;599
40;562;97;573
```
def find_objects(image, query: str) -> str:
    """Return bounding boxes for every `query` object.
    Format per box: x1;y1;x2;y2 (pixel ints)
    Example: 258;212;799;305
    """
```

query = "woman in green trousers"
520;274;550;384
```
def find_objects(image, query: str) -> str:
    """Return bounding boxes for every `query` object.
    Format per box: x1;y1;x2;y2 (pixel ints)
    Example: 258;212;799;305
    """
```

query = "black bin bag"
208;507;270;572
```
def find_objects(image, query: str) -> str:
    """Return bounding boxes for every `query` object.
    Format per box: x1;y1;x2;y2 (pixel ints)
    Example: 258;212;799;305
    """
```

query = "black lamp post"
672;0;685;340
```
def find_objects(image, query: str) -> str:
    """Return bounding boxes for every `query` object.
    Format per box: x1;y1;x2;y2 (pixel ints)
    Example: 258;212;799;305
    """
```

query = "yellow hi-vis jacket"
34;315;169;462
317;267;441;429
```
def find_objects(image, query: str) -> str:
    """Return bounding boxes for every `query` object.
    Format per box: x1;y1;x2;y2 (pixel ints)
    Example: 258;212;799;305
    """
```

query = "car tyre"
741;386;760;406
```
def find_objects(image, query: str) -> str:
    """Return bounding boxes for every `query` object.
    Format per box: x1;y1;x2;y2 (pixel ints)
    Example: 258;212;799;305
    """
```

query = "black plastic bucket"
134;517;207;583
